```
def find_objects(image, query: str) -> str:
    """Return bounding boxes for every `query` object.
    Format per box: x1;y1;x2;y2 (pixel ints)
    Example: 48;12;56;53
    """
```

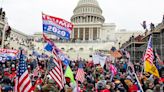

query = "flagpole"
133;72;144;92
141;50;145;75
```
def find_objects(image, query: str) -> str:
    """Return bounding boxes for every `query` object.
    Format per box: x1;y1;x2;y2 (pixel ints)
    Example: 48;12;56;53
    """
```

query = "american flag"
14;51;32;92
48;56;64;89
144;36;154;64
75;63;85;83
155;51;163;65
33;64;39;77
43;33;64;90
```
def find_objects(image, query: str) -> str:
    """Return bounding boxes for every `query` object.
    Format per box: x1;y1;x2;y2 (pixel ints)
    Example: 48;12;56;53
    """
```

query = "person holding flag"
64;65;79;92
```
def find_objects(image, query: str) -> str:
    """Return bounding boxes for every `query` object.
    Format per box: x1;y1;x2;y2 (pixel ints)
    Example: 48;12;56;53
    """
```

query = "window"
79;48;84;51
70;48;74;51
61;48;65;51
89;48;93;51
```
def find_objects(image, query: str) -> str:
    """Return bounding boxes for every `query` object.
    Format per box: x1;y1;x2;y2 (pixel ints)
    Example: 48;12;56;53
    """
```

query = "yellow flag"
144;60;160;78
65;66;75;83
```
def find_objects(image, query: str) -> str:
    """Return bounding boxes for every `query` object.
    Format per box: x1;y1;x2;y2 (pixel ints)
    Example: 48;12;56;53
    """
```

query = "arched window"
61;48;65;51
70;48;74;51
79;48;84;51
89;48;93;51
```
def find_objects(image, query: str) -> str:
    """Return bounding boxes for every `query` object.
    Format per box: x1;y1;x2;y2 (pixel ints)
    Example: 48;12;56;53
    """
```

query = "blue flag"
44;42;53;52
32;50;40;57
54;48;70;66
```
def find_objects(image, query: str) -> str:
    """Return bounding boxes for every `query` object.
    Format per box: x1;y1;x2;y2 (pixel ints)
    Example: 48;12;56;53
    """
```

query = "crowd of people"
0;34;164;92
0;51;163;92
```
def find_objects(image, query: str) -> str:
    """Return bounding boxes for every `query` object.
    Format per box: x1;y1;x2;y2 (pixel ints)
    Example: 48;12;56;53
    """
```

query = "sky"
0;0;164;35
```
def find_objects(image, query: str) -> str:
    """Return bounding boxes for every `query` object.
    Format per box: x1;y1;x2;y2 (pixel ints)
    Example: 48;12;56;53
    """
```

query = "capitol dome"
77;0;99;6
71;0;105;23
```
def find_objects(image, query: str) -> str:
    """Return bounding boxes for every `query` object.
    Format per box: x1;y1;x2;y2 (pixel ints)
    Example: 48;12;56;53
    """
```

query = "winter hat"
65;77;71;83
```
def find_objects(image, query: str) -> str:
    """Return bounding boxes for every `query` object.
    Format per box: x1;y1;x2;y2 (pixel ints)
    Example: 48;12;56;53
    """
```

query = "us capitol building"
33;0;143;59
0;0;143;59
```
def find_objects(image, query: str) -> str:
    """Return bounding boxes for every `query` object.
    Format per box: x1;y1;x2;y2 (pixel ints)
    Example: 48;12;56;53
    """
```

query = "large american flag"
43;33;64;90
14;51;32;92
75;63;85;83
144;36;154;64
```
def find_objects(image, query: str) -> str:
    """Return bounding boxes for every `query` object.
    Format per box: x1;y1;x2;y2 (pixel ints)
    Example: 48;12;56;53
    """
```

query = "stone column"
92;16;94;22
91;27;93;40
97;27;99;39
89;28;91;40
86;16;88;23
99;28;101;40
80;17;82;23
78;28;80;39
83;27;85;41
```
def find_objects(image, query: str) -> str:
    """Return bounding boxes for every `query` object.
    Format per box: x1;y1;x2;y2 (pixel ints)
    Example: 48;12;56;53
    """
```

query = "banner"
0;48;19;54
92;54;107;68
42;13;73;40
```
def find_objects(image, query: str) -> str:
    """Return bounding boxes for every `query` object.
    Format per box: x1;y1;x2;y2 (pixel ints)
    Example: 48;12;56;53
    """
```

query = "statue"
0;8;2;15
163;14;164;23
150;23;155;31
141;21;147;30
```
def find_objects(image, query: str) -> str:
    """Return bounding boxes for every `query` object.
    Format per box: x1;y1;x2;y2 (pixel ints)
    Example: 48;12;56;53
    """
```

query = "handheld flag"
48;56;64;90
75;63;85;83
43;33;70;66
44;42;54;52
14;50;32;92
42;13;73;40
54;48;70;66
144;36;160;77
65;66;75;83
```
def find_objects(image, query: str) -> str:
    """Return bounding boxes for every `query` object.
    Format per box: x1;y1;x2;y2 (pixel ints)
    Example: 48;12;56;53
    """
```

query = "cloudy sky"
0;0;164;35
